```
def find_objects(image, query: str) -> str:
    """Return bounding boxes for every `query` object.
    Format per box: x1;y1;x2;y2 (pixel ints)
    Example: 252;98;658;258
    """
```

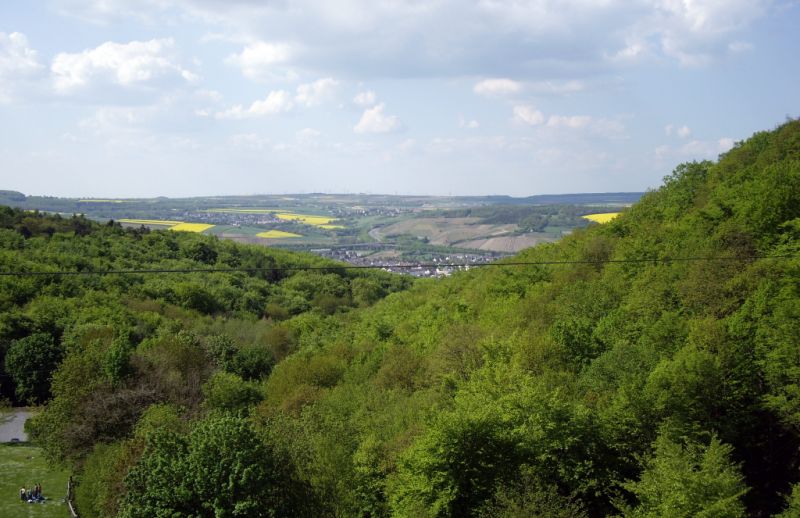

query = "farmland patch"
582;212;620;223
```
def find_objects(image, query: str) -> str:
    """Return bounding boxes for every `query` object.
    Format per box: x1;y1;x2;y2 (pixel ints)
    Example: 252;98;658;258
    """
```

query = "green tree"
202;371;263;414
621;434;747;517
120;415;310;517
4;332;62;404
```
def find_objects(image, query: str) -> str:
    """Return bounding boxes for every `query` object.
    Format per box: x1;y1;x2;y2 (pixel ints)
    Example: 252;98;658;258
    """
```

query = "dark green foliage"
75;441;142;518
230;345;275;381
202;371;263;414
478;471;588;518
4;332;62;404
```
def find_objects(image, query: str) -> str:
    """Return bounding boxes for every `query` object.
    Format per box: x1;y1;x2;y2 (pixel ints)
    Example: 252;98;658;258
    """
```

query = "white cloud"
353;90;377;107
51;38;194;93
665;123;692;138
79;106;154;133
610;0;769;68
354;103;401;134
515;108;625;138
607;40;648;63
474;78;522;97
52;0;771;77
216;79;338;120
589;118;628;139
512;105;544;126
527;80;585;95
718;137;735;152
52;0;174;23
656;136;737;161
295;77;339;107
194;89;222;102
728;41;753;53
459;117;480;129
216;90;294;119
229;133;271;150
226;41;294;81
546;115;592;129
0;32;44;101
296;127;321;143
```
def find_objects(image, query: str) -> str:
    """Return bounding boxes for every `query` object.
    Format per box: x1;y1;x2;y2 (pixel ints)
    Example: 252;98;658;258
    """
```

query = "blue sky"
0;0;798;197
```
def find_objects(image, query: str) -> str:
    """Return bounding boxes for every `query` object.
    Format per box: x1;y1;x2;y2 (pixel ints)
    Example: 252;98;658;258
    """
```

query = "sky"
0;0;798;198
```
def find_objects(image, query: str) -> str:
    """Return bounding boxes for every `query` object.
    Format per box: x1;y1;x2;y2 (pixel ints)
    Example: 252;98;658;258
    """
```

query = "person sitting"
19;488;26;501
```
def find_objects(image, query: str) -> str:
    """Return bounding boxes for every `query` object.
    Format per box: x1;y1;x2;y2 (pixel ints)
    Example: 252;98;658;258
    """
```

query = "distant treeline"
461;191;643;205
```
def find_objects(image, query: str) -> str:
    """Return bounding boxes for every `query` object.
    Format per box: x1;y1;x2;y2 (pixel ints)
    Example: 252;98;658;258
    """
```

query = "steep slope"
6;120;799;517
253;120;800;516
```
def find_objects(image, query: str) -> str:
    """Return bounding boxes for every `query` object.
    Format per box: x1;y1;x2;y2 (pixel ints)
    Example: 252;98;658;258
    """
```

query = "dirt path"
368;227;384;242
0;409;33;442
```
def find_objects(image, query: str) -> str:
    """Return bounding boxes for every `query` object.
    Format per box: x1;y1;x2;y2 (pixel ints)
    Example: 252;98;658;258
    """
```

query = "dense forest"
1;120;799;517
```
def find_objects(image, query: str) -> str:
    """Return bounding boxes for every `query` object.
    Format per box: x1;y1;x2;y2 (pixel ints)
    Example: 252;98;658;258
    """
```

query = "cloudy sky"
1;0;798;197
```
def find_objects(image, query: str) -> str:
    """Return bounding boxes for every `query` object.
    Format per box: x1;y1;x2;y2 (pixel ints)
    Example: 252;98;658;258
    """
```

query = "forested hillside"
2;120;800;517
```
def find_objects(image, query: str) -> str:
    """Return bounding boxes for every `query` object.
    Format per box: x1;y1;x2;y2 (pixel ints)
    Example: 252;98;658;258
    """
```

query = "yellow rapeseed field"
170;223;215;233
273;213;335;225
582;212;621;224
117;219;214;233
256;230;302;238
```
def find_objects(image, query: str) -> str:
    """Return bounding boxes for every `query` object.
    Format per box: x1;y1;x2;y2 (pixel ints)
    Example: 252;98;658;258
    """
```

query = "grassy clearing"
0;443;70;518
117;219;181;226
256;230;303;239
378;217;518;247
582;212;621;223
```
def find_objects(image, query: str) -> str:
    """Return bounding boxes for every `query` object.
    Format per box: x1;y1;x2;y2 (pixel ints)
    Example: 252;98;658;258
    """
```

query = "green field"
0;444;71;518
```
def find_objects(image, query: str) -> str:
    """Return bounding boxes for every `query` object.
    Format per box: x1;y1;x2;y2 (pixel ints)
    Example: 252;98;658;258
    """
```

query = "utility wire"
0;254;796;277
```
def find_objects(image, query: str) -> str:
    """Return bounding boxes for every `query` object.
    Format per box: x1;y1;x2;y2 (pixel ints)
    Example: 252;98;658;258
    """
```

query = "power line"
0;254;796;277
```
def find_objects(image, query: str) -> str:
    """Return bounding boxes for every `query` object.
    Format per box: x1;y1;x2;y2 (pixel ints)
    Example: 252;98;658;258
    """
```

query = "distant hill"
467;191;643;205
0;190;26;203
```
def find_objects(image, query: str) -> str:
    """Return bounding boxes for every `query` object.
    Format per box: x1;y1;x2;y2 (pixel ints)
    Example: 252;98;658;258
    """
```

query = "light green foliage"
644;346;724;427
776;483;800;517
621;434;747;517
389;367;608;516
119;415;309;518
